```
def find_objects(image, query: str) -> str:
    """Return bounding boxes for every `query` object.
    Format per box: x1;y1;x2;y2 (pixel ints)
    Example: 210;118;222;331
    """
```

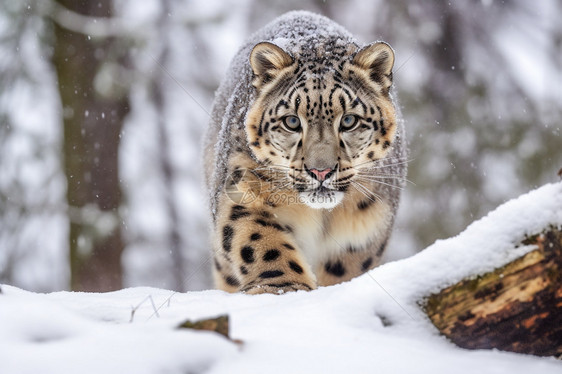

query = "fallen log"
424;227;562;357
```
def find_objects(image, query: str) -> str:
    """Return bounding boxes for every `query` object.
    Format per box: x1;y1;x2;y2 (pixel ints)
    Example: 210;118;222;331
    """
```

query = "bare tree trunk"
152;59;186;292
150;0;186;292
52;0;128;291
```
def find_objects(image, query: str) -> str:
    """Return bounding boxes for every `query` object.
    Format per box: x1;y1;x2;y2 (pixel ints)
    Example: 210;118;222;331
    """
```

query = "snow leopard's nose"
305;165;335;182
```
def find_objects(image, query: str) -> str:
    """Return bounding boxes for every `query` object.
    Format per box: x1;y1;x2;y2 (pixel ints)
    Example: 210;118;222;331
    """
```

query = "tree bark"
424;228;562;357
52;0;128;291
178;315;230;339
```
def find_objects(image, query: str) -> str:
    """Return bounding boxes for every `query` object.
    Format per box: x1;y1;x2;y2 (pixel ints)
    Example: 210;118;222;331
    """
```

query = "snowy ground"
1;182;561;374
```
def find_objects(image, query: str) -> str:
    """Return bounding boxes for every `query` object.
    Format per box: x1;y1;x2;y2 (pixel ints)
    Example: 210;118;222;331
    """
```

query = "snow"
1;182;561;374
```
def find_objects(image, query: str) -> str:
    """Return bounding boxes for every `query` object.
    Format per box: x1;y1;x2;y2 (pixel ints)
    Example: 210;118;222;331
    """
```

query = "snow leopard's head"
245;40;397;209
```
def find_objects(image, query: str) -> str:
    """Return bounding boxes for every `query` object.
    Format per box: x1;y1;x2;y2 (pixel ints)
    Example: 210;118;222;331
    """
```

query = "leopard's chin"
300;188;344;210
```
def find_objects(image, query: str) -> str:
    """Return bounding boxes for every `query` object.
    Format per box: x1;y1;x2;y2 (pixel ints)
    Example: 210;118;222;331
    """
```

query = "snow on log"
424;227;562;357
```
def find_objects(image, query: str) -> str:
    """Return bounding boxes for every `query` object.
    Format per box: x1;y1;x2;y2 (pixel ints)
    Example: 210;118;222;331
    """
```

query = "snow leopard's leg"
211;165;317;294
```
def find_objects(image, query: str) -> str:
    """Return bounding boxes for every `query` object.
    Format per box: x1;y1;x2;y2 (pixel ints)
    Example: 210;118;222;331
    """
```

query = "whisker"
253;164;293;171
350;180;370;199
353;156;411;168
356;168;409;179
272;180;296;191
354;173;413;184
353;176;405;191
262;174;294;185
350;180;383;203
354;157;414;171
356;173;409;180
352;184;381;204
359;176;416;186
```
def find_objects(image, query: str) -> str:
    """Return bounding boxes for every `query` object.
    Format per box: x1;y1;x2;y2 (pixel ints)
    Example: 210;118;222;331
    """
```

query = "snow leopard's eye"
282;115;301;132
339;114;359;131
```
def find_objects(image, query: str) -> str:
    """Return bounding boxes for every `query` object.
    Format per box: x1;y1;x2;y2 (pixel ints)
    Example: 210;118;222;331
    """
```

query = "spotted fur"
204;11;407;294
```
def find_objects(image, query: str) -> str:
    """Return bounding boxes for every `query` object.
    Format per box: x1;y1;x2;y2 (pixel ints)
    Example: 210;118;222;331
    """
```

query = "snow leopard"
203;11;407;294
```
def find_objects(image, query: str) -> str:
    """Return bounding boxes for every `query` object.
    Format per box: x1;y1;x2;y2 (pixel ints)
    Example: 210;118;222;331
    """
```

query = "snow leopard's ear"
352;42;395;92
250;42;294;90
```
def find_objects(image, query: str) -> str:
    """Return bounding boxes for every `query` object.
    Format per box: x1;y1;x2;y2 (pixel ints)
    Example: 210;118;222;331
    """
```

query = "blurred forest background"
1;0;560;292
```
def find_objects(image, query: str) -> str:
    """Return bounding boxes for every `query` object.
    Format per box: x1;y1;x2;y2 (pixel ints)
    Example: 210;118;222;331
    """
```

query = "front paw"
243;283;314;295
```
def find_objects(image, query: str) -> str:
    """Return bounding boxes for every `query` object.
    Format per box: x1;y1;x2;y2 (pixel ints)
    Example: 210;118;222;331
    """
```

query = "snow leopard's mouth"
311;180;351;194
313;185;334;194
291;168;350;202
294;184;337;194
